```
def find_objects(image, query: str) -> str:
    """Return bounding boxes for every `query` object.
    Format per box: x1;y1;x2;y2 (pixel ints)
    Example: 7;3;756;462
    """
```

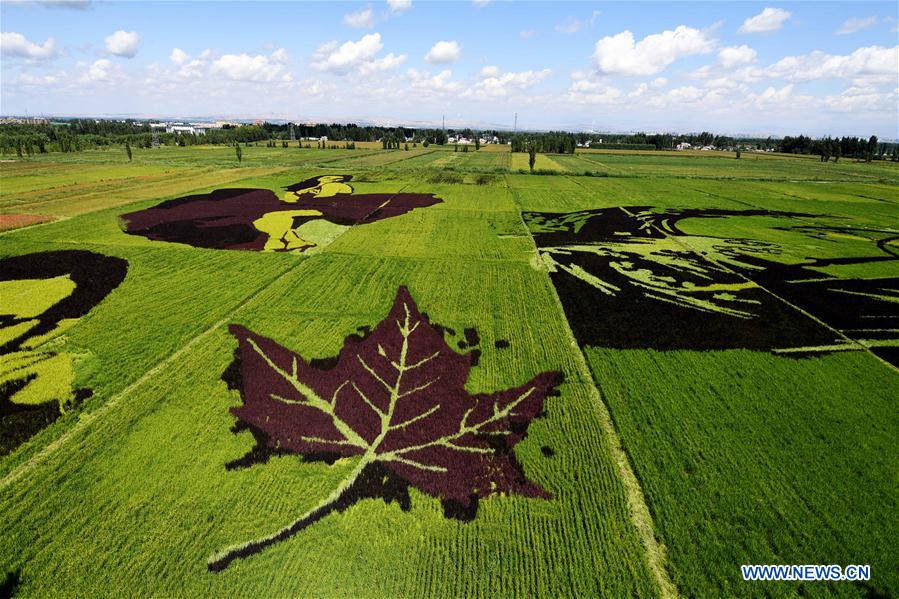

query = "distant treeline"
0;119;895;161
778;134;896;162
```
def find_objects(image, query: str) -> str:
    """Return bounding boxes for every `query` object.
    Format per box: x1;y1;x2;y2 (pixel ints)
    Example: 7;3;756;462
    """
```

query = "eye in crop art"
210;286;562;571
525;207;899;365
0;250;128;455
121;175;442;253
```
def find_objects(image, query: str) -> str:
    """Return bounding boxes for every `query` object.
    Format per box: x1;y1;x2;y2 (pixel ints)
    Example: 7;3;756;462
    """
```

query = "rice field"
1;145;897;598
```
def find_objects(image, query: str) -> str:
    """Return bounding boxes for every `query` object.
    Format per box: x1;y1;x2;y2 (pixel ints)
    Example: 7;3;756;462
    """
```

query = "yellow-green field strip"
508;174;678;599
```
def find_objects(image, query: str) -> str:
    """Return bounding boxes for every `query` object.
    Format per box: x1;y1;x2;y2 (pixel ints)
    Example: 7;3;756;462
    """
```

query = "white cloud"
83;58;113;82
520;30;536;40
271;48;289;64
105;30;139;58
387;0;411;14
566;78;622;105
358;52;406;75
593;26;715;76
471;0;490;6
211;50;292;82
556;10;600;34
766;45;898;84
718;45;757;68
169;47;189;64
424;40;460;64
311;33;404;76
466;68;551;97
837;17;878;35
0;32;57;59
405;68;461;95
14;72;60;86
344;7;376;28
738;8;791;34
822;85;896;113
650;77;668;88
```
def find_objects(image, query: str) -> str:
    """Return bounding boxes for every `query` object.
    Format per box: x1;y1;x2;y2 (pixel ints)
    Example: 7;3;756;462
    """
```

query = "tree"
125;141;132;162
475;133;480;151
735;149;741;160
404;143;409;151
235;141;242;163
528;143;536;173
866;135;878;163
834;143;841;163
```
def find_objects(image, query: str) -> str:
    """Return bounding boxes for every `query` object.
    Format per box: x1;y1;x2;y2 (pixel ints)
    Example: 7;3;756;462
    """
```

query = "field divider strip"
508;174;679;599
0;181;420;490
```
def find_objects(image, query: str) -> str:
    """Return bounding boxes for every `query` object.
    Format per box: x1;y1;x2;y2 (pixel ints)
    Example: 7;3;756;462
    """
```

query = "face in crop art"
121;175;442;253
525;207;899;364
0;250;128;455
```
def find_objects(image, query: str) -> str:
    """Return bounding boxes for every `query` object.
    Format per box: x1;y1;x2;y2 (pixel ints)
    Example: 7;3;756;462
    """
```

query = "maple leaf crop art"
209;287;562;571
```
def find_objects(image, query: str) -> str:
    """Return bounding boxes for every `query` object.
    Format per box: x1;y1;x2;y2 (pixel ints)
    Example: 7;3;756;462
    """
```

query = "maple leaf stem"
207;455;372;572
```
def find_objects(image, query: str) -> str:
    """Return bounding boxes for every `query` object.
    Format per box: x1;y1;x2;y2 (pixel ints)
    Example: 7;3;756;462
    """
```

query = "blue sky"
1;1;897;137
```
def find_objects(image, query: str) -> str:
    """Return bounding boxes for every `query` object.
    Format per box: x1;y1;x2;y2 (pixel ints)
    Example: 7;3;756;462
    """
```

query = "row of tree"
1;120;896;160
779;134;897;162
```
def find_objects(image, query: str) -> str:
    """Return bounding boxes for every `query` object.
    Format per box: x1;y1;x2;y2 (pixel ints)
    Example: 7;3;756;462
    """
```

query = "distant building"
676;142;692;150
166;124;206;135
0;116;48;125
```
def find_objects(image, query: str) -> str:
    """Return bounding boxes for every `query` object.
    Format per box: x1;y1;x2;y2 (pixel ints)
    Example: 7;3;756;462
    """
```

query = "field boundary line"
509;175;678;599
0;182;418;490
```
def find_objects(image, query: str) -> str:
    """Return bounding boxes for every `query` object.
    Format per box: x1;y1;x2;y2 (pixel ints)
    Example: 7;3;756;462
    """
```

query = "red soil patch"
0;214;53;231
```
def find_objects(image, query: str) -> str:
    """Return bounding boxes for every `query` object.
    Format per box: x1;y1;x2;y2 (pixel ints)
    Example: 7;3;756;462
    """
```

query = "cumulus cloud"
836;17;878;35
465;67;551;97
566;77;622;105
358;52;406;75
211;49;292;82
311;33;405;76
592;26;715;76
83;58;113;82
344;7;376;28
405;68;461;95
105;30;139;58
738;8;791;34
822;85;897;112
169;47;189;64
766;45;898;84
718;45;757;68
0;32;57;59
387;0;411;14
424;40;460;64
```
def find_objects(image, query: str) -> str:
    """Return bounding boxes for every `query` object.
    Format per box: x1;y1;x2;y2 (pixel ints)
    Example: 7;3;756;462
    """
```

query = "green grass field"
1;145;897;598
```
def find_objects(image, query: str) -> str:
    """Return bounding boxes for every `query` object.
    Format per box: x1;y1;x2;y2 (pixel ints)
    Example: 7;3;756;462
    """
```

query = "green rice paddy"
1;144;896;598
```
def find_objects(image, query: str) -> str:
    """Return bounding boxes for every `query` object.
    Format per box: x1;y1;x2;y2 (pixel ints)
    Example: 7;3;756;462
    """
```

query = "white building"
676;142;692;150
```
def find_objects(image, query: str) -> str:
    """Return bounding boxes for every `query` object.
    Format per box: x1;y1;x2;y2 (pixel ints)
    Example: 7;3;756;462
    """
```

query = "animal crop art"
524;207;899;365
210;287;562;571
0;251;128;455
121;175;442;253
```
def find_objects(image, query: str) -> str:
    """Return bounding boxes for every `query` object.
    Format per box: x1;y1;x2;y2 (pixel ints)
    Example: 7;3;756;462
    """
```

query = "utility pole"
514;112;517;133
442;114;445;133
